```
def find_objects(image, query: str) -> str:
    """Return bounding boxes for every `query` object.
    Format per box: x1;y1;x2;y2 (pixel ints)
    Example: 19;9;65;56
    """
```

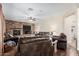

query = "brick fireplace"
5;20;35;36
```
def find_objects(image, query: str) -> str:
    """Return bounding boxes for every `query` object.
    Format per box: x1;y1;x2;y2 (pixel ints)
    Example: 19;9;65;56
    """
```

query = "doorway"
64;13;77;55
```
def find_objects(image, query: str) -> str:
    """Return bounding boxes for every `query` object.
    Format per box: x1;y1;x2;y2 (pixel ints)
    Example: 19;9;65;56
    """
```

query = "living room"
0;3;79;56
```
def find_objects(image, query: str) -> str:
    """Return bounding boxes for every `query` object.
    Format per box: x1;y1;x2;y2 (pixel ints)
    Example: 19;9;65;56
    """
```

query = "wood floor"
16;43;78;56
53;47;78;56
53;39;78;56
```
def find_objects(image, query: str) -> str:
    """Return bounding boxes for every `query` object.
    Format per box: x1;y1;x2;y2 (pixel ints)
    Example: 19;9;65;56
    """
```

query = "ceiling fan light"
29;19;33;21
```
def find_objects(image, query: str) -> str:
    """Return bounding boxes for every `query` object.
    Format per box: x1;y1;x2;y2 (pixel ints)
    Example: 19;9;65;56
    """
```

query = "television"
23;25;31;34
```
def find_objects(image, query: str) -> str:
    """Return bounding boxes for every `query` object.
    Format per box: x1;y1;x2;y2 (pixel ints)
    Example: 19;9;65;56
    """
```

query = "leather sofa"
19;38;53;56
35;32;50;38
4;37;18;45
52;36;67;50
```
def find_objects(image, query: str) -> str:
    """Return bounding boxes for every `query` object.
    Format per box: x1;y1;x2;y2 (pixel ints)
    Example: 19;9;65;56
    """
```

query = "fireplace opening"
13;29;21;36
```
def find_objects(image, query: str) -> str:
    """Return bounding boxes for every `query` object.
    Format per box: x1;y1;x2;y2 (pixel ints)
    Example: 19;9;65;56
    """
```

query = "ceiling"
2;3;78;21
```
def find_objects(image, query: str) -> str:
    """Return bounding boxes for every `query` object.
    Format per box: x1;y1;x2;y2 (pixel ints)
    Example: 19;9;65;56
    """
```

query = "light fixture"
27;16;36;21
25;8;42;21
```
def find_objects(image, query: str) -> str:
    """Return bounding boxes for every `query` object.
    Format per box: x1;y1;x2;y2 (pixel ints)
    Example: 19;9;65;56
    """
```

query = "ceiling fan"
26;8;40;21
15;7;42;21
27;16;37;21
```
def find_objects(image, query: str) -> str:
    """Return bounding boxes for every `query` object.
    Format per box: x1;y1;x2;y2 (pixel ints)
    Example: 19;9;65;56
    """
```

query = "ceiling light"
27;16;36;21
29;19;33;22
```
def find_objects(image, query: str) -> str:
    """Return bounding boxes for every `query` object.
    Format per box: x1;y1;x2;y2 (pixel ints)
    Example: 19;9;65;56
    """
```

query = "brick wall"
5;20;35;35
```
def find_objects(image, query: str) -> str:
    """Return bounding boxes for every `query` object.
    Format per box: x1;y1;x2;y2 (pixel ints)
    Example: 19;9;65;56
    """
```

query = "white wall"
0;14;3;56
64;13;77;44
35;15;64;35
77;8;79;50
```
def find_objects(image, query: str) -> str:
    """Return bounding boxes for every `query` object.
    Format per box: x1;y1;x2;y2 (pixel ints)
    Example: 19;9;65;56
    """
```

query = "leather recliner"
52;36;67;50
